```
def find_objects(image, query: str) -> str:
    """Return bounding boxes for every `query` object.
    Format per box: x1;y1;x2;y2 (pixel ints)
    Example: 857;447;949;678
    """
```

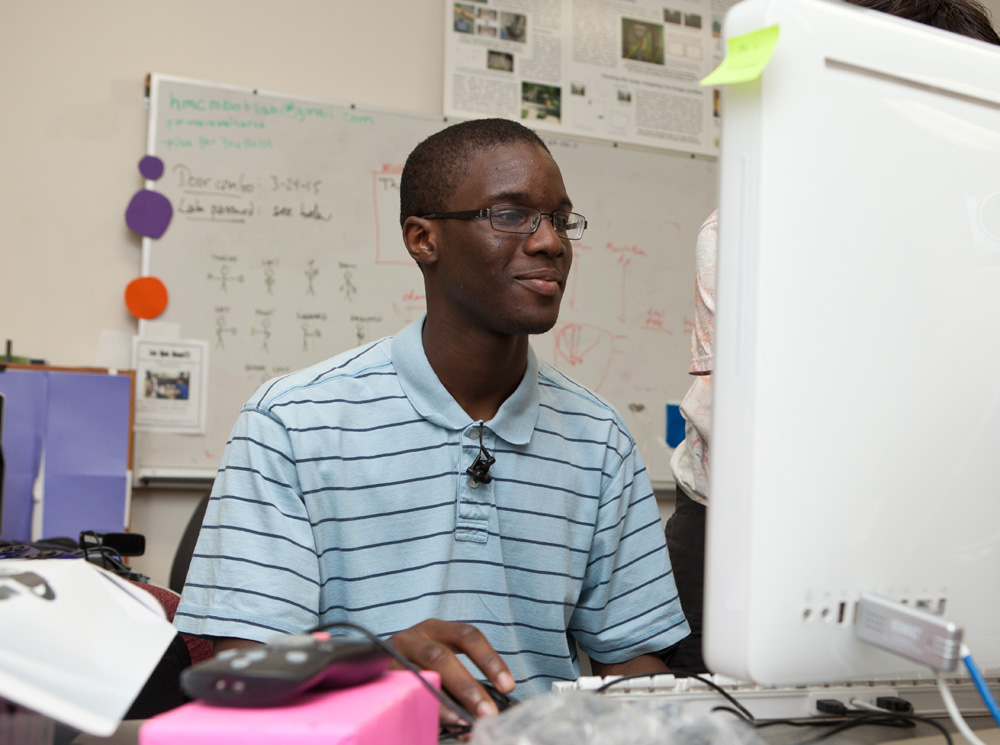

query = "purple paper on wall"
0;370;48;542
43;372;131;538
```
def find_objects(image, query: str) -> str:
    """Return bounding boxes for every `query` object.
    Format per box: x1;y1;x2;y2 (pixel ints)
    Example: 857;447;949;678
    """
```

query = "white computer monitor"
704;0;1000;685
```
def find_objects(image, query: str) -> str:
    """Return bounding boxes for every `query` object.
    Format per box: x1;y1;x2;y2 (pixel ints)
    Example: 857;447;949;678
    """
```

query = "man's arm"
590;653;669;677
571;430;691;670
212;637;262;655
210;620;514;722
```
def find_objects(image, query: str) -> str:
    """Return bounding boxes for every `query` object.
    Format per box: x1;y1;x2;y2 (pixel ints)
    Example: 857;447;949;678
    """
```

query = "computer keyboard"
553;672;1000;722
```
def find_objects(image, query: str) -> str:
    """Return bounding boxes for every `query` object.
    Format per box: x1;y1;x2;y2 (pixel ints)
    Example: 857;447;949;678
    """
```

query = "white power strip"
552;673;1000;722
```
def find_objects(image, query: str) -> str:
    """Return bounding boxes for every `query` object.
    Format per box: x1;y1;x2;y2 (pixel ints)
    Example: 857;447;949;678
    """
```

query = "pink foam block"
139;670;440;745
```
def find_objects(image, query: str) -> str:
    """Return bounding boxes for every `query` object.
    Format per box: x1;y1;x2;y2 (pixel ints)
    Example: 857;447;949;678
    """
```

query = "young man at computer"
662;0;1000;674
175;118;690;722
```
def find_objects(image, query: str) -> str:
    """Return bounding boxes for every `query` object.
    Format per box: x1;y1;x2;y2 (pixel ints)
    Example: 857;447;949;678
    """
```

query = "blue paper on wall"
666;404;686;448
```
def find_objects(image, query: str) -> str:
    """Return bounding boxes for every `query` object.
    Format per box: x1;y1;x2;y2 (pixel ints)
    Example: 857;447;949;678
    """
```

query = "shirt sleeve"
690;210;718;375
173;405;322;642
569;435;690;663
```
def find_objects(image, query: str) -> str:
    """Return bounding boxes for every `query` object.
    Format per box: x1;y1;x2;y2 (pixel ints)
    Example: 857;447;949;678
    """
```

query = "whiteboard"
135;74;717;488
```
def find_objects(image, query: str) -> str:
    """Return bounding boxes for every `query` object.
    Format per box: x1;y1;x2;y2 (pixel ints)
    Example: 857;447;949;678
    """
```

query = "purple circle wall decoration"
126;154;173;238
125;190;173;239
138;155;165;181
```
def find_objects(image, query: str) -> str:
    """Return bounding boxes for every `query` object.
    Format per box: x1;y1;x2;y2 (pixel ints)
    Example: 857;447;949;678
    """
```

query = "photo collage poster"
444;0;740;155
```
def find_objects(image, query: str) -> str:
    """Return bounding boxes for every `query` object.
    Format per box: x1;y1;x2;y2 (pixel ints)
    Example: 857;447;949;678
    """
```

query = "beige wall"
4;0;1000;586
2;0;447;586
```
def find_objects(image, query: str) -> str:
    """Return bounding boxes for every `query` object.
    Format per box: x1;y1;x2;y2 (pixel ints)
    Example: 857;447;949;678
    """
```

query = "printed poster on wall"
444;0;739;155
133;338;208;434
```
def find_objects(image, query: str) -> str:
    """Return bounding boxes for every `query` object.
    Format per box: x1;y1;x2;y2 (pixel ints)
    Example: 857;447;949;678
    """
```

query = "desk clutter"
557;672;1000;722
178;633;391;707
140;669;440;745
0;561;439;745
0;559;176;737
2;532;149;581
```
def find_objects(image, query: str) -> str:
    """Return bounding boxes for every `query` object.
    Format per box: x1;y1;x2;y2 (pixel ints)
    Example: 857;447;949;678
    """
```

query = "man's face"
431;142;574;337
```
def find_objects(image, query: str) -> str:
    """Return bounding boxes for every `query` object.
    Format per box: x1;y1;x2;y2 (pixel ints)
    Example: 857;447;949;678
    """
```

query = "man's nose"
524;214;567;255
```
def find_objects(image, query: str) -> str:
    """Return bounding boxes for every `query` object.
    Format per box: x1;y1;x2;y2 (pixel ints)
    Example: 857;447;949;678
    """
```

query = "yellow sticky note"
700;25;780;87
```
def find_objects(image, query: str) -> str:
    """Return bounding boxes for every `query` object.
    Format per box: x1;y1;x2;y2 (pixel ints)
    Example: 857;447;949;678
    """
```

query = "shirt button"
468;429;480;440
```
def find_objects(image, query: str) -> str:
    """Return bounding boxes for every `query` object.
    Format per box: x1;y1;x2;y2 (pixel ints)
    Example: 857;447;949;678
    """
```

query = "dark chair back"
168;491;210;594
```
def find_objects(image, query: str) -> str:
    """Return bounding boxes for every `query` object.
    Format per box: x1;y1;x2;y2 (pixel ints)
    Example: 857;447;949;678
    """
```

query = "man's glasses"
421;204;588;240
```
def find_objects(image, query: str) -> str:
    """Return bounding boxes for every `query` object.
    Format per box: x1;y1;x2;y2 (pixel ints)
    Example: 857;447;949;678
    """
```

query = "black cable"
0;539;147;581
594;670;757;724
593;670;956;745
79;541;148;581
306;619;478;727
755;717;862;729
755;714;915;732
439;721;473;739
754;700;921;730
711;705;762;722
79;530;108;570
787;712;953;745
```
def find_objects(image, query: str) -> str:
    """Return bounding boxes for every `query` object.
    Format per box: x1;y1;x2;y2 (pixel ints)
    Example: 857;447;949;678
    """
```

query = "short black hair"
846;0;1000;45
399;118;551;226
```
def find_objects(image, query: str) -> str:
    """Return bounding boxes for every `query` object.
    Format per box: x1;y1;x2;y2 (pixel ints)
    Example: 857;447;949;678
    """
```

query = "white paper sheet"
0;559;177;736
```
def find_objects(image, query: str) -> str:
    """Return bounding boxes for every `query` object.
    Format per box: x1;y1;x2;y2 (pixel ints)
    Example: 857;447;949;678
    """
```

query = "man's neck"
421;316;529;423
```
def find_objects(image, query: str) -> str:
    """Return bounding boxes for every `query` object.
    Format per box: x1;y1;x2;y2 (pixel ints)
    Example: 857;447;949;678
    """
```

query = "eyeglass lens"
490;206;586;240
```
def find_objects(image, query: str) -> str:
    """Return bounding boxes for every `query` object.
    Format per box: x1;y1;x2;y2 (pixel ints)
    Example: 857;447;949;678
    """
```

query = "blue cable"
961;645;1000;728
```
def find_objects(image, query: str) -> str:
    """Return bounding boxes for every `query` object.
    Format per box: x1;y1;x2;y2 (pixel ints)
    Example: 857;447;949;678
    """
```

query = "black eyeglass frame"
420;204;588;240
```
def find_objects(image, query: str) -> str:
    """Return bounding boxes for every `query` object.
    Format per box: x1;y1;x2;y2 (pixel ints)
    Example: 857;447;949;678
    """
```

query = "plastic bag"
470;689;762;745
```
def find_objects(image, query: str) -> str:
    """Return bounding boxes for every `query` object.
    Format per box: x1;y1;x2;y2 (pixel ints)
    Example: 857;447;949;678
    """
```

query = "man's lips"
516;270;563;296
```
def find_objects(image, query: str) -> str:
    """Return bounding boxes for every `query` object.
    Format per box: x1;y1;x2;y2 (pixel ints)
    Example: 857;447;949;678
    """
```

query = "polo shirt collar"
391;316;539;446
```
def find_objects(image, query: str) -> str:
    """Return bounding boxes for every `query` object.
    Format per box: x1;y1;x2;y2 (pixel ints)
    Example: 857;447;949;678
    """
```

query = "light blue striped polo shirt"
175;316;688;698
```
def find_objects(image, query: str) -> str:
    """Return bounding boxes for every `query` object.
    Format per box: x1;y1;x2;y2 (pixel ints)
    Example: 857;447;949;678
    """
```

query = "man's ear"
402;216;440;268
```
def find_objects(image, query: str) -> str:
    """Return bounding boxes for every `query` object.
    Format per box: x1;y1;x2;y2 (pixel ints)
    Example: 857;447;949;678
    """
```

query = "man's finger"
430;620;516;694
389;620;512;719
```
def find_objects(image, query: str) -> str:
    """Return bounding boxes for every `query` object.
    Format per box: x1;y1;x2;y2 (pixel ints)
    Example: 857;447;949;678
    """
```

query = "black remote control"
180;632;392;707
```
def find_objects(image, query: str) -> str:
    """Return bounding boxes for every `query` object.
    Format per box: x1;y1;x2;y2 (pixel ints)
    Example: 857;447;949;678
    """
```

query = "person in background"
661;0;1000;674
175;118;689;723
